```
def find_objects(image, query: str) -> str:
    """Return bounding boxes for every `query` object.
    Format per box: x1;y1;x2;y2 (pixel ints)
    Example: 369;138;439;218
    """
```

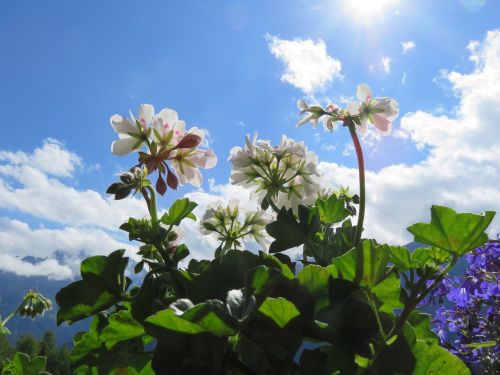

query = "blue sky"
1;0;499;279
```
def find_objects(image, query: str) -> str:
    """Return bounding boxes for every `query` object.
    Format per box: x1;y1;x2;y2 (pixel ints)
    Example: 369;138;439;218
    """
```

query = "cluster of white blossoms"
297;83;399;135
229;134;321;211
200;199;272;253
110;104;217;192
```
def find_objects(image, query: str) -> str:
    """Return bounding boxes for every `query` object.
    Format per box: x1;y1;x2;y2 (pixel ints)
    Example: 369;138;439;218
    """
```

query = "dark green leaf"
100;310;146;349
407;205;495;255
266;206;320;253
297;265;330;313
56;250;129;324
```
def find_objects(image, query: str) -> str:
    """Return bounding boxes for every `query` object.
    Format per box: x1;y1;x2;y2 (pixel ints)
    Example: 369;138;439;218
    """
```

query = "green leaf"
315;195;351;224
412;247;451;268
71;315;106;365
266;205;320;253
258;297;300;328
330;240;390;287
56;250;129;324
387;245;414;272
161;198;198;226
146;302;238;336
407;311;439;344
1;352;48;375
172;244;190;264
407;205;495;255
411;340;471;374
100;310;146;349
146;309;206;335
244;265;282;298
371;272;403;313
233;335;272;374
297;265;330;313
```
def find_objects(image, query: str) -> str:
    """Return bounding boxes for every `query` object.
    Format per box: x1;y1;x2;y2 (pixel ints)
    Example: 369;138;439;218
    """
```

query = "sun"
341;0;399;26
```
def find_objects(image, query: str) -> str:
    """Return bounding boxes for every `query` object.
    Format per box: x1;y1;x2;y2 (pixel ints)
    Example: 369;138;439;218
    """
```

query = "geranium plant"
55;86;496;374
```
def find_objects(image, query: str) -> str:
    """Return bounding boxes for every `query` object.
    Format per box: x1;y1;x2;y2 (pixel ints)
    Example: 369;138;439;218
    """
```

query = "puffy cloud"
0;139;81;177
266;34;342;95
320;30;500;244
401;41;416;54
0;254;73;280
0;143;147;230
0;218;135;279
0;140;147;279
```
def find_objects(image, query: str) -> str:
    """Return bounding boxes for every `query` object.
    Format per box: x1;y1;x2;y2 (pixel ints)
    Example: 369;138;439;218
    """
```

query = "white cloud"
0;139;81;177
320;30;500;244
342;143;354;156
321;143;336;152
402;71;407;84
0;254;73;280
0;218;134;279
0;145;147;230
0;140;149;279
380;56;392;73
401;41;416;54
266;34;342;95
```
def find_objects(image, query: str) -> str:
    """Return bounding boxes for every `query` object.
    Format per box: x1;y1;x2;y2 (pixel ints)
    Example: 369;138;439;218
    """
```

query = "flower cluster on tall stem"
229;134;321;212
296;83;399;245
110;104;217;195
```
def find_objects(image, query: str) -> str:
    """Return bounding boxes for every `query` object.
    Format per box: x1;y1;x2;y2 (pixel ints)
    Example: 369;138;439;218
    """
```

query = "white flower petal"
189;150;217;169
111;137;139;156
137;104;155;127
372;114;392;134
347;101;361;115
110;115;137;135
356;83;372;103
155;108;178;130
297;99;308;111
355;119;369;135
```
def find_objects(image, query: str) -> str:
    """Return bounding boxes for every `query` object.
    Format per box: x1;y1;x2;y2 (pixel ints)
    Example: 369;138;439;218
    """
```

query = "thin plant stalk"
347;121;365;246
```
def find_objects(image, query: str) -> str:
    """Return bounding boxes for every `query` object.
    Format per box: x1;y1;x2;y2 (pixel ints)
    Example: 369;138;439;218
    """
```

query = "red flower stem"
348;122;365;246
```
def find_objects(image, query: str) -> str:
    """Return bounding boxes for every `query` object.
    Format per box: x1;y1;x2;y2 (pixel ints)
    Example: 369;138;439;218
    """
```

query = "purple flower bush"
421;236;500;374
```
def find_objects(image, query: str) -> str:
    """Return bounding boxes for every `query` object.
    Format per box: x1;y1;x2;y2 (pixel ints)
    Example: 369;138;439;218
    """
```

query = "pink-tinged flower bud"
174;134;202;149
156;174;167;195
166;168;179;190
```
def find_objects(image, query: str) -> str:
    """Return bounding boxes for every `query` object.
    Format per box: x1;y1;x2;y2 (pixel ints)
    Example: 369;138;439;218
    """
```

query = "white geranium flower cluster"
229;134;321;211
200;199;272;253
297;83;399;135
110;104;217;193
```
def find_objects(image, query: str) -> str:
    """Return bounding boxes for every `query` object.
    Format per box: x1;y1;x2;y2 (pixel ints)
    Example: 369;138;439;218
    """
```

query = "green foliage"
160;198;197;226
315;194;351;225
55;191;496;374
56;250;130;325
266;205;320;253
407;205;495;255
1;352;49;375
411;341;471;374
